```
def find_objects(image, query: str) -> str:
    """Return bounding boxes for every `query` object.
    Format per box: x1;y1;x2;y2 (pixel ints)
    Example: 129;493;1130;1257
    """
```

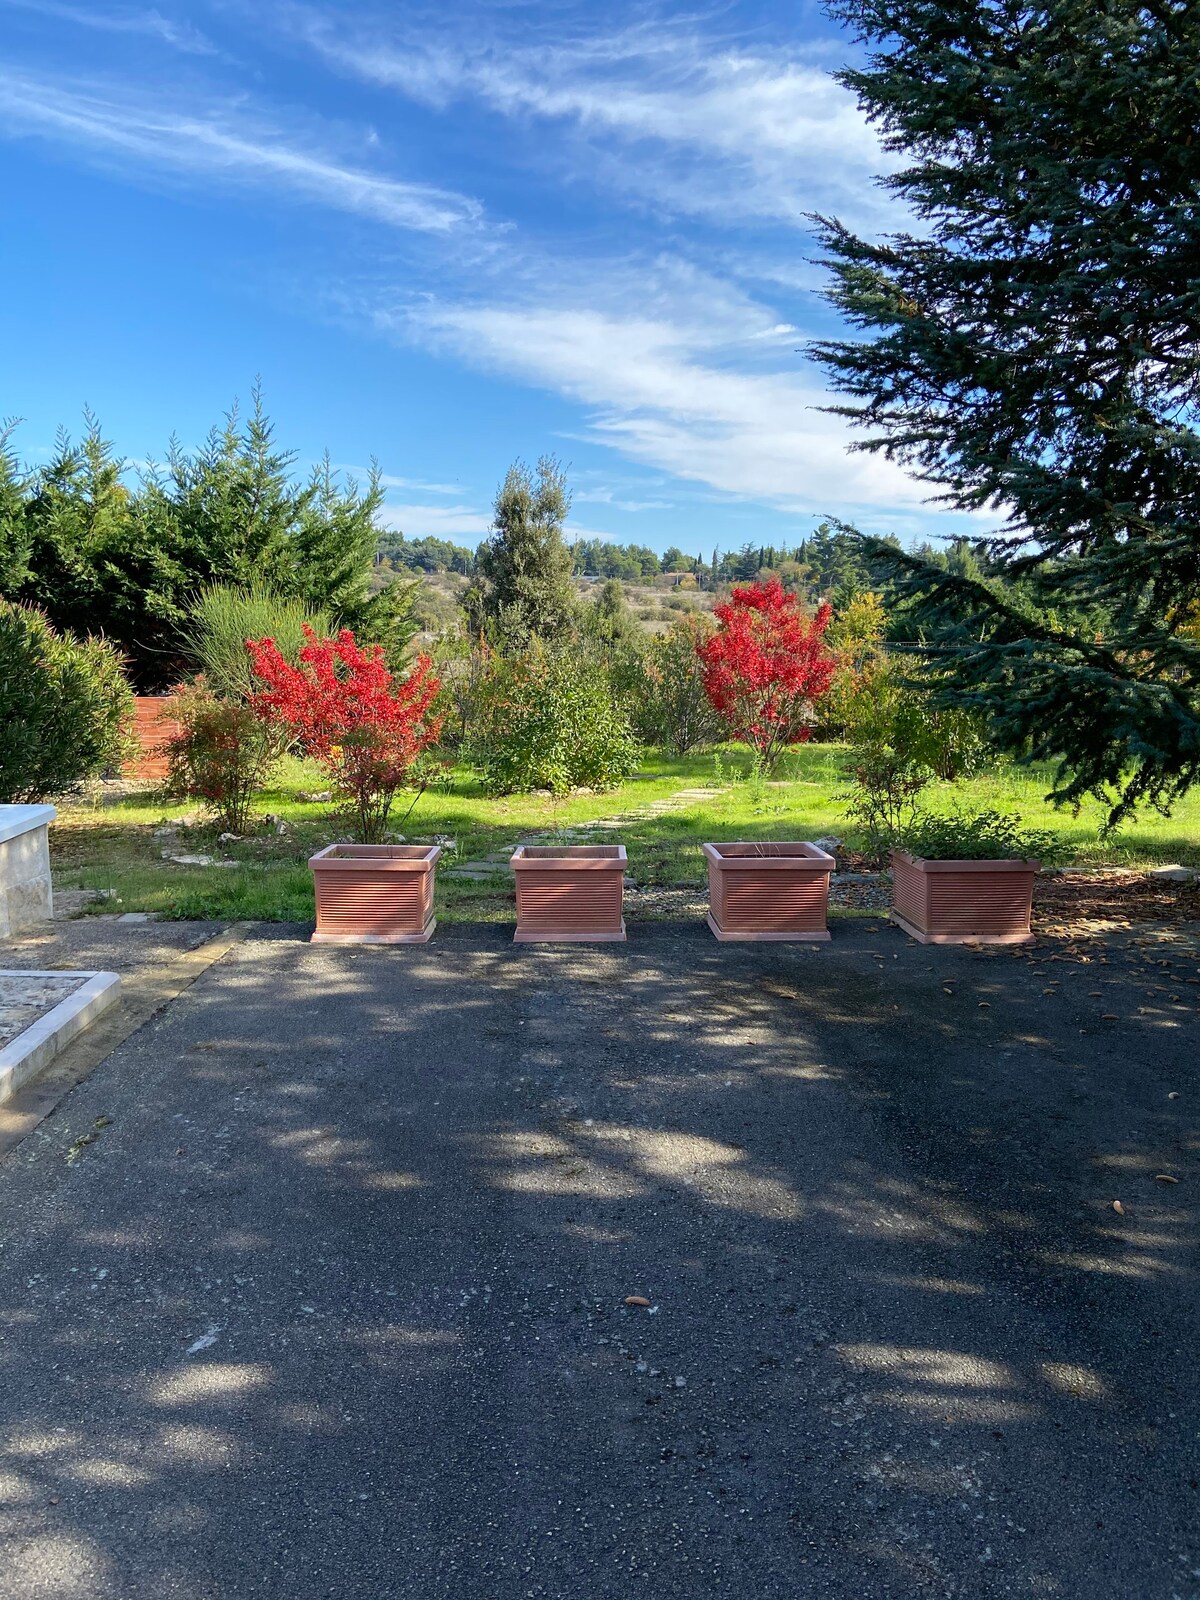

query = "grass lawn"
49;744;1200;924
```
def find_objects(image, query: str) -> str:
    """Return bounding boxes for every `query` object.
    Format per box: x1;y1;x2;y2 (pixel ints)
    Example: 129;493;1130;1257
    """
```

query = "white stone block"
0;805;56;939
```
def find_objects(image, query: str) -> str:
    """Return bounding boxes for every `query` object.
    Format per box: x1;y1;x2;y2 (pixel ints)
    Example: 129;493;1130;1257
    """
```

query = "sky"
0;0;977;558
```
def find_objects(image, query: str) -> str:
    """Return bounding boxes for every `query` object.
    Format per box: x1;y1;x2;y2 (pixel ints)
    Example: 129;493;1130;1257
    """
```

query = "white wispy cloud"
0;68;484;234
378;502;491;537
292;12;898;228
374;472;464;496
382;265;934;522
574;488;676;513
0;0;219;55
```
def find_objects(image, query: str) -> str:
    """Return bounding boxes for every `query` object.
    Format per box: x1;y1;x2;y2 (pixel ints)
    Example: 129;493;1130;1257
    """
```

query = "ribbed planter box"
703;842;834;942
309;844;442;944
124;695;182;781
511;845;627;943
890;849;1039;945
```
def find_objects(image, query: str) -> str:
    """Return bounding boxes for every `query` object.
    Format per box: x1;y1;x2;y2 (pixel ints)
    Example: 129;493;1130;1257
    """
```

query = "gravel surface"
0;921;1196;1598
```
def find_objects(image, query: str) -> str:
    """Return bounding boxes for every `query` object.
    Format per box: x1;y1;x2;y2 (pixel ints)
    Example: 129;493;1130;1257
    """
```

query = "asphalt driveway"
0;920;1197;1599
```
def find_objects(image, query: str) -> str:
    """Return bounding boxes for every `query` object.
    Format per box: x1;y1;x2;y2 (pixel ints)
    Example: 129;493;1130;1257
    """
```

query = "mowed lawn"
49;744;1200;924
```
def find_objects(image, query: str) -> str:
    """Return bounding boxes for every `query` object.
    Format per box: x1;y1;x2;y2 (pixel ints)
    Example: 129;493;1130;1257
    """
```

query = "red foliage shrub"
248;627;442;842
696;578;836;770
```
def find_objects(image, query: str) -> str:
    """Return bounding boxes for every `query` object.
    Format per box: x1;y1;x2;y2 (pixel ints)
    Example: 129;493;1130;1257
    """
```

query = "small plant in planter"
890;809;1064;945
248;627;443;943
702;842;835;942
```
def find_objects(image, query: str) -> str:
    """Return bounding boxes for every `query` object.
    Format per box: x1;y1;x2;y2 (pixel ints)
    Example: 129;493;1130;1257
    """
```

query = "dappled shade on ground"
0;921;1196;1597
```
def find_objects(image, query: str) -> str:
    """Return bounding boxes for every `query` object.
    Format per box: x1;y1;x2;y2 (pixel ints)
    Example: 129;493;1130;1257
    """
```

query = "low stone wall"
124;696;182;781
0;805;56;939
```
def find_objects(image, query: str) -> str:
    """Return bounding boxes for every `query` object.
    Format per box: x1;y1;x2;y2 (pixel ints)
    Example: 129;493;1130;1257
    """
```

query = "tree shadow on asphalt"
0;920;1196;1597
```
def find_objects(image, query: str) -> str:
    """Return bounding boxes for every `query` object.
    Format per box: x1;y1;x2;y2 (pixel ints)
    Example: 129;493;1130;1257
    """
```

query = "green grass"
50;745;1200;924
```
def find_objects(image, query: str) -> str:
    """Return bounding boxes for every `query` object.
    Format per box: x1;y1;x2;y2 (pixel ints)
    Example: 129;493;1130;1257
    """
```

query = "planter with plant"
249;626;443;942
305;842;442;945
890;810;1060;944
510;845;627;942
703;841;835;941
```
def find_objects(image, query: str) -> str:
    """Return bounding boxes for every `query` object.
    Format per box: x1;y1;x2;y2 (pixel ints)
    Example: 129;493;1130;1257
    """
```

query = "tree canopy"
1;393;415;690
476;456;577;646
812;0;1200;822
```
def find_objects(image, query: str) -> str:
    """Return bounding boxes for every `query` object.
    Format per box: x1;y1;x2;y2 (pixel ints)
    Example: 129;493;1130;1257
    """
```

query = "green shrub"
896;808;1065;864
468;647;639;795
0;601;134;802
162;679;279;834
631;613;721;755
840;657;988;854
184;584;330;702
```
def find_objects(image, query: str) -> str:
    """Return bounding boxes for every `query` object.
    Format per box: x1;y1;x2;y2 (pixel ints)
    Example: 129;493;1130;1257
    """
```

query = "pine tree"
477;457;577;646
21;414;129;644
3;394;417;688
0;422;31;591
812;0;1200;822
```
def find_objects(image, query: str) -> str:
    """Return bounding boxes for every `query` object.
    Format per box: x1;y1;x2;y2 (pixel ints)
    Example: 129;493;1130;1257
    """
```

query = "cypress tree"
812;0;1200;822
477;457;577;646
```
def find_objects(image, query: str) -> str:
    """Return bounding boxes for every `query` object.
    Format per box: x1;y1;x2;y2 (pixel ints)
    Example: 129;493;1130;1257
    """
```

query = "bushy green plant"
183;584;330;702
841;656;988;854
896;808;1064;865
468;647;639;795
162;679;279;834
0;601;133;802
633;613;721;754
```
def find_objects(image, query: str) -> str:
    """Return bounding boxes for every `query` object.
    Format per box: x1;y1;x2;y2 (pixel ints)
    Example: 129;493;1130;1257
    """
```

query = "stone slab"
0;968;121;1106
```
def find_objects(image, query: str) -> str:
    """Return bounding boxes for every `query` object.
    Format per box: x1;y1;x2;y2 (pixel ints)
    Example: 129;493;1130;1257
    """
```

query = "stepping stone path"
441;787;726;882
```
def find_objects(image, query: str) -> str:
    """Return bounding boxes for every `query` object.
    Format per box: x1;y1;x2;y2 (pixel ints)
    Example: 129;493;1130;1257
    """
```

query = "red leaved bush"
247;627;442;842
696;578;836;770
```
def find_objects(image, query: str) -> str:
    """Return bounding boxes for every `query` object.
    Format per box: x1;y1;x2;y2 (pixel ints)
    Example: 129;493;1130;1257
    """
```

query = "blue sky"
0;0;976;557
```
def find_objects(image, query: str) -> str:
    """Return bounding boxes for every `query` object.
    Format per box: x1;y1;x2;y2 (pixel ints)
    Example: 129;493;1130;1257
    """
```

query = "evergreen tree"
584;578;643;659
812;0;1200;822
20;415;128;643
477;457;577;646
3;394;416;688
0;423;31;591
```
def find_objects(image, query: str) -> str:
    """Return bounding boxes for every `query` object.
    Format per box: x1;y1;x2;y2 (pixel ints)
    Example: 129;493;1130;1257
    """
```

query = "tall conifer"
812;0;1200;820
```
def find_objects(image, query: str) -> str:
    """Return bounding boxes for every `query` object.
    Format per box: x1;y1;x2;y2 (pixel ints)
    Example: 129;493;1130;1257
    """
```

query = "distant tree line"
379;514;991;607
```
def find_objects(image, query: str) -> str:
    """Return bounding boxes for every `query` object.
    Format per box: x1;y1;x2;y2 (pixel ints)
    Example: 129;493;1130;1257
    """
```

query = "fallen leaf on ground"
624;1295;651;1308
1112;1200;1125;1215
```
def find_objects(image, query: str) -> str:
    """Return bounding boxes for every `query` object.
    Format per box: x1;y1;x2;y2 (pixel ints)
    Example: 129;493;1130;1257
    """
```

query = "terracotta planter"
703;842;834;942
511;845;627;943
124;695;182;781
309;844;442;944
890;849;1039;945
